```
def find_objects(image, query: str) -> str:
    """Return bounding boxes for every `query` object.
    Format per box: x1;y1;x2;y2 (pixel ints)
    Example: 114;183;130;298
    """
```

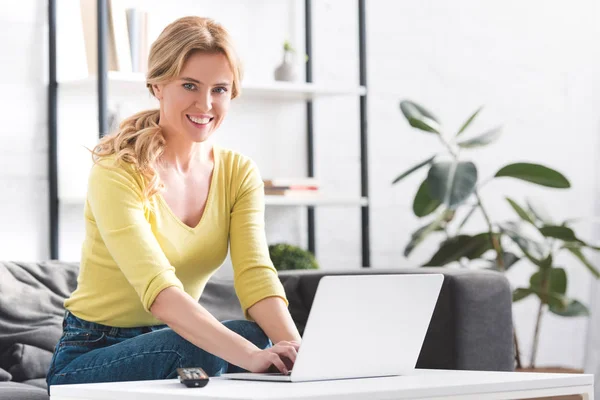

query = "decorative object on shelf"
274;40;305;82
268;243;319;271
392;100;600;370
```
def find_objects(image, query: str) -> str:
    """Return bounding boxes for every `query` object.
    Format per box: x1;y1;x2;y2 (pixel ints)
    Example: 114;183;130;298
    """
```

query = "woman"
46;16;301;388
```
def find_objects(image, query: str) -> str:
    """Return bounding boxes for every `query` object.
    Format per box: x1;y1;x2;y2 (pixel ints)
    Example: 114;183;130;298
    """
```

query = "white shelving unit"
59;72;366;101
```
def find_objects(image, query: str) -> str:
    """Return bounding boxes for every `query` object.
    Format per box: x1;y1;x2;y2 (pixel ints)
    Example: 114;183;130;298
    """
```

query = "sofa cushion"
0;261;78;356
199;278;245;321
280;275;310;336
0;343;53;382
22;378;47;390
0;382;48;400
0;368;11;382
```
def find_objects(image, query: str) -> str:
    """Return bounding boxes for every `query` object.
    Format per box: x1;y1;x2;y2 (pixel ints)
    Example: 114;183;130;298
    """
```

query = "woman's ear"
153;84;163;100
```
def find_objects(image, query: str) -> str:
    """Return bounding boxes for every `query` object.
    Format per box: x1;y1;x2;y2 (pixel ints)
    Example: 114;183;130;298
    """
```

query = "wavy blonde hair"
91;16;243;201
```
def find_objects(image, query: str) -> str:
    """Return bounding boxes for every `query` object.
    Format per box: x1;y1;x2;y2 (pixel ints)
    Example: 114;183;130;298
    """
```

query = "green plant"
393;100;600;368
269;243;319;271
282;40;309;62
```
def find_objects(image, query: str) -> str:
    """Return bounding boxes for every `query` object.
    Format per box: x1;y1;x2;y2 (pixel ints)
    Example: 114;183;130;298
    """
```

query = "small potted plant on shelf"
392;100;600;373
273;40;307;83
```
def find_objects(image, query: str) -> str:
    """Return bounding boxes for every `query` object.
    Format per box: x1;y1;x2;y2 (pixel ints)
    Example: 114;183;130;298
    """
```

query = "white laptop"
221;273;443;382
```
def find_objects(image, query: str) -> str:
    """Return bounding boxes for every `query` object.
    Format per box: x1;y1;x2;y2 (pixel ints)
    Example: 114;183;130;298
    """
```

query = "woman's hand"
245;340;300;374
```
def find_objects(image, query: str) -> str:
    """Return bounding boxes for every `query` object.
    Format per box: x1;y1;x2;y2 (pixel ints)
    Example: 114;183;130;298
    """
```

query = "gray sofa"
0;261;515;400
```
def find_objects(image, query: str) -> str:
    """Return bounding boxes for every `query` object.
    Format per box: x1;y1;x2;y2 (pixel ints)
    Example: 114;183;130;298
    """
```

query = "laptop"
221;273;443;382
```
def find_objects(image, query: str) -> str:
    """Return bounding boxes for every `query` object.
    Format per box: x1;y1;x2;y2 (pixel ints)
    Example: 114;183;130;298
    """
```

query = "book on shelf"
263;178;320;196
263;178;320;189
78;0;149;75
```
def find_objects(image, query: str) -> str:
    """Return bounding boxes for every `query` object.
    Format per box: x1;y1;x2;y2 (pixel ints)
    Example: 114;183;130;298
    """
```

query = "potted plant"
269;243;319;271
392;100;600;371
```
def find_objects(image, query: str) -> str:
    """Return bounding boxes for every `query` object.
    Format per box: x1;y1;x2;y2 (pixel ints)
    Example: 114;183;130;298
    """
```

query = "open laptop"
221;273;443;382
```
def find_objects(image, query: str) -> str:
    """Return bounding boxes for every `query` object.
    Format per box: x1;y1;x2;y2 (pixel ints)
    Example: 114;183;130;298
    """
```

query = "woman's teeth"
188;115;211;124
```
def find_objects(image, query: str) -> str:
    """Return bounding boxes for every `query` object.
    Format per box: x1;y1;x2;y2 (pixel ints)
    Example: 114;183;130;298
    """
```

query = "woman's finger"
269;353;288;374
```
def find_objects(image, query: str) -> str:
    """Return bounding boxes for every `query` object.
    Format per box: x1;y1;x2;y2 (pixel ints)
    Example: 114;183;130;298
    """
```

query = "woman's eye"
183;83;196;91
213;87;228;94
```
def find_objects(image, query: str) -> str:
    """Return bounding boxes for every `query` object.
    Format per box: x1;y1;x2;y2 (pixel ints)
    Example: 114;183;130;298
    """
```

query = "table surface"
50;369;594;400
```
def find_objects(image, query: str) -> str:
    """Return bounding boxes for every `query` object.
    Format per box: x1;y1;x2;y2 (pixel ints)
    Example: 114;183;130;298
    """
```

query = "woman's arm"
150;287;298;373
248;296;301;344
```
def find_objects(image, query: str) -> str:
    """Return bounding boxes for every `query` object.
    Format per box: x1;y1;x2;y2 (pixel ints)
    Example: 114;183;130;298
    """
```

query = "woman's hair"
91;16;242;202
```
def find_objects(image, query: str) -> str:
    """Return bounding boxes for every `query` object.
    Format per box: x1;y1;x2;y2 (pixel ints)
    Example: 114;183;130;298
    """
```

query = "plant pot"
274;51;297;82
515;367;584;400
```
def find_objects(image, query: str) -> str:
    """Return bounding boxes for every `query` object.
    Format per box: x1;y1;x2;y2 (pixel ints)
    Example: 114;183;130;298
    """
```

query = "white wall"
0;1;49;261
2;0;599;370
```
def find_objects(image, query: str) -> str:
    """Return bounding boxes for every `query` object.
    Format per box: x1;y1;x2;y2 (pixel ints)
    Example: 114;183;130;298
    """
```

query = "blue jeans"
46;311;270;391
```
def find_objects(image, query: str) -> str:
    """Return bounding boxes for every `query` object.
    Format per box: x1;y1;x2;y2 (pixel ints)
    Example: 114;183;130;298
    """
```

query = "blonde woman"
46;16;301;388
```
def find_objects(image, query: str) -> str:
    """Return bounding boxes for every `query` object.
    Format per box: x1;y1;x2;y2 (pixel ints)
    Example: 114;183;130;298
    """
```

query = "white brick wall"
2;0;599;370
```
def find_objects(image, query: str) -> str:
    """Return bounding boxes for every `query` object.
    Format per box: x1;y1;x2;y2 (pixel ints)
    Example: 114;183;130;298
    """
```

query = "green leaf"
564;244;600;278
499;222;546;264
513;288;534;302
413;179;442;217
392;155;436;184
457;127;502;149
488;251;521;271
422;233;492;267
539;226;581;243
400;101;440;134
404;212;447;257
549;299;589;317
494;163;570;188
427;161;478;208
506;197;536;225
456;106;483;137
530;267;567;295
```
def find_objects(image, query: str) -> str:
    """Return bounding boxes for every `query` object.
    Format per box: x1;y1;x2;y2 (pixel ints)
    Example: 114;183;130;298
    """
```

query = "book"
263;178;320;188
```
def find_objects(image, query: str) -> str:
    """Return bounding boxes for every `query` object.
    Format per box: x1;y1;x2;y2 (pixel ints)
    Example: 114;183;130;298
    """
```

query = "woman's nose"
194;90;212;112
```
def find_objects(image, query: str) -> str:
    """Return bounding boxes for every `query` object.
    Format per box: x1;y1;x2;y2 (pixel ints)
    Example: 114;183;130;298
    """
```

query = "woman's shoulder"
216;146;258;173
89;154;144;187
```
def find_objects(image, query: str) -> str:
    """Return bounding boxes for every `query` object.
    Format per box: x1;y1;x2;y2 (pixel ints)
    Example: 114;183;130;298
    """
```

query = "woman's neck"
160;135;214;174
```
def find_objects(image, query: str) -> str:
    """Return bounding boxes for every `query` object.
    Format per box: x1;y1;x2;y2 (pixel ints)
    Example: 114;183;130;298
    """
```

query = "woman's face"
153;51;234;143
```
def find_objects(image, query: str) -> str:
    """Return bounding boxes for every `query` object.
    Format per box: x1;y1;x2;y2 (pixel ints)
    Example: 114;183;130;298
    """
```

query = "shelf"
58;72;366;100
60;195;368;207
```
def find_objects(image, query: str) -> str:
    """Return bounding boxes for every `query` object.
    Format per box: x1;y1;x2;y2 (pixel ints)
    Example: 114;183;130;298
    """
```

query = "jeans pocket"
59;328;107;348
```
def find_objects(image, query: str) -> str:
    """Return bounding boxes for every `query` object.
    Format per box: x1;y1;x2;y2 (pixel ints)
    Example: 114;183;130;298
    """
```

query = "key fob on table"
177;367;210;388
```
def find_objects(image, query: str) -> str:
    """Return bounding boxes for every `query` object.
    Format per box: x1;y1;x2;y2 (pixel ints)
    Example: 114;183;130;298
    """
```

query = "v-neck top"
64;146;287;327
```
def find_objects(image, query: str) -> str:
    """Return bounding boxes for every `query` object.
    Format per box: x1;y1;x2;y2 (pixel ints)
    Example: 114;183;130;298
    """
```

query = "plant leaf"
530;267;567;295
404;212;447;257
494;163;570;188
506;197;536;225
413;179;441;217
538;225;581;243
549;299;589;317
392;155;436;185
427;161;478;208
422;234;492;267
456;106;483;137
488;252;521;271
564;244;600;278
513;288;534;302
457;127;502;149
499;222;546;264
400;101;440;134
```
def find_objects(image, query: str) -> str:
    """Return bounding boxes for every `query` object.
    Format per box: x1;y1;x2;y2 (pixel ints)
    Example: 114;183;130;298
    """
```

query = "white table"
50;369;594;400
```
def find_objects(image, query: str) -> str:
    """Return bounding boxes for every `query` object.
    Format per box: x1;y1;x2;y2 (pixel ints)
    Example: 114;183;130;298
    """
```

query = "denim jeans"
46;311;270;391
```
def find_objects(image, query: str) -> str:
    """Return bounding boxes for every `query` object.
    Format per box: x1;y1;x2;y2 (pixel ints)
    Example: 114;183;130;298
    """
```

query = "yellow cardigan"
64;145;287;327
